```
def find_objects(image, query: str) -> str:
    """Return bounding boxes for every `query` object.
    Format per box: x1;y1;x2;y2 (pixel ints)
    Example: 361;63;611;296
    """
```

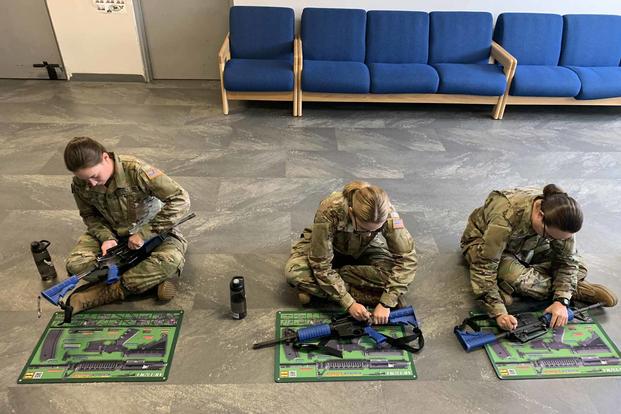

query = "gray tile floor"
1;79;620;413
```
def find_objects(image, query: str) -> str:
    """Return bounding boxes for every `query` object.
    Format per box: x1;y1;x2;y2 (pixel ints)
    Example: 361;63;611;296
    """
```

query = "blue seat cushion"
302;8;367;62
229;6;294;61
368;63;439;93
433;64;506;95
366;11;429;64
567;67;621;100
224;59;293;92
302;60;369;93
510;65;580;97
560;15;621;67
494;13;563;65
429;12;493;64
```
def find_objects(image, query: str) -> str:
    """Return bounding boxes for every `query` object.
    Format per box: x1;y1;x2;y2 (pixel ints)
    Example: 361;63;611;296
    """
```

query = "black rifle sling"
382;325;425;353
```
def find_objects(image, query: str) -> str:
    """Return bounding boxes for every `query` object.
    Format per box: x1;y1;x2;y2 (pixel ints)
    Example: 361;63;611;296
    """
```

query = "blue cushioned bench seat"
494;13;581;97
219;6;297;115
366;11;439;94
561;14;621;100
298;8;514;119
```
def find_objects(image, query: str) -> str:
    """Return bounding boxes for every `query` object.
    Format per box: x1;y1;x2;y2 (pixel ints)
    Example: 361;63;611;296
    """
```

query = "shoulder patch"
392;218;404;229
391;211;400;219
144;167;163;180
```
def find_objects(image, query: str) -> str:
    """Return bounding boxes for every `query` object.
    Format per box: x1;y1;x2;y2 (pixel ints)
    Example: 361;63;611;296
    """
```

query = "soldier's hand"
544;301;569;328
496;313;518;331
128;234;145;250
348;302;371;322
372;303;390;325
101;239;118;256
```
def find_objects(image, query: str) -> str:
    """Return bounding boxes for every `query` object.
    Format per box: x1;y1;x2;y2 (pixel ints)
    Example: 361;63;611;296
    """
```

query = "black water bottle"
31;240;57;281
230;276;247;320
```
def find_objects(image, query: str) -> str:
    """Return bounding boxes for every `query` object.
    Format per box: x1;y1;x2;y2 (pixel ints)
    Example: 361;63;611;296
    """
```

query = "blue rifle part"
40;213;195;307
253;305;424;357
454;302;604;352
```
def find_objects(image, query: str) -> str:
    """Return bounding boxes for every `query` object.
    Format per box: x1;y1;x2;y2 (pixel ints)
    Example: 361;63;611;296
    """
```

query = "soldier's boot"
157;280;177;302
349;286;382;306
67;281;126;316
573;281;618;307
297;290;312;306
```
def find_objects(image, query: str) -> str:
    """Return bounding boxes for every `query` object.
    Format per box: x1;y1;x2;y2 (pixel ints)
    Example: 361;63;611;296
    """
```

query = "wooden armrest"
218;34;231;64
297;37;303;71
491;41;516;70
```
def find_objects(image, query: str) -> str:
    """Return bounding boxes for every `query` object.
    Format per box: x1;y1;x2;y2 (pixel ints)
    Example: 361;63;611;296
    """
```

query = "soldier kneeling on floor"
461;183;617;331
285;181;417;324
62;137;190;316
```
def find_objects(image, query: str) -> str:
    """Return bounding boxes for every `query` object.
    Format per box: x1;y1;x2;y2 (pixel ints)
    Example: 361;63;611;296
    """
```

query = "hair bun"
543;183;567;198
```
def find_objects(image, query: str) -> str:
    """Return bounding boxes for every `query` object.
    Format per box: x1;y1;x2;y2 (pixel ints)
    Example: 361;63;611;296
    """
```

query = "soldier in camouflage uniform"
285;181;417;323
63;137;190;316
461;184;617;331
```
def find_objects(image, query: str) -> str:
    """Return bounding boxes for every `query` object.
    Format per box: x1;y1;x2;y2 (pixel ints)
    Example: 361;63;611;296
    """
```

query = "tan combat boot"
574;281;618;307
157;280;177;302
297;290;312;306
67;281;126;316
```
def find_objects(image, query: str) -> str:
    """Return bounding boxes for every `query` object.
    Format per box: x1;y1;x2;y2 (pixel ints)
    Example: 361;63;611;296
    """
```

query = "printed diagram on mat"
19;311;183;383
275;311;417;382
484;317;621;379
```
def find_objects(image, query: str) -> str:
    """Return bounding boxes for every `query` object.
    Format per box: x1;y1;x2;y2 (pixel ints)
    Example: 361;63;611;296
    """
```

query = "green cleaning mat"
18;310;183;383
274;310;417;382
478;313;621;379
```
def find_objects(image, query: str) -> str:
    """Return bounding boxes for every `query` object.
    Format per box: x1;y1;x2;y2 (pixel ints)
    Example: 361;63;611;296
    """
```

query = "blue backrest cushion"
302;8;367;62
429;11;493;64
366;11;429;64
230;6;294;61
494;13;563;65
560;14;621;67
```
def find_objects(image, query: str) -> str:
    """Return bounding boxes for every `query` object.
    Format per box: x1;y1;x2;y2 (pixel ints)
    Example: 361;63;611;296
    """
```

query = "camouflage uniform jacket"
309;191;417;309
461;187;579;316
71;153;190;243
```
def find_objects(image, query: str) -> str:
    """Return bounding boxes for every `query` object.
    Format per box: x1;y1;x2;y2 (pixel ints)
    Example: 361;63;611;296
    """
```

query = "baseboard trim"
69;73;146;82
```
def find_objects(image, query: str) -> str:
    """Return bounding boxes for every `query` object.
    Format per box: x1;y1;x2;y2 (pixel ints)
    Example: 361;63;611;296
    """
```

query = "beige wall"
47;0;145;79
234;0;621;20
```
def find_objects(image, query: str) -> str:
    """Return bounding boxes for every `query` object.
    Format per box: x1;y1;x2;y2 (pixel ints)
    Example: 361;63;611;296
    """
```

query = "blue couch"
494;13;621;113
218;6;298;115
220;7;621;118
298;8;515;119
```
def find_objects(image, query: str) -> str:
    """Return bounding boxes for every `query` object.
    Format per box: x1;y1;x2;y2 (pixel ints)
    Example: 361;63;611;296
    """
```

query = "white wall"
47;0;145;79
234;1;621;20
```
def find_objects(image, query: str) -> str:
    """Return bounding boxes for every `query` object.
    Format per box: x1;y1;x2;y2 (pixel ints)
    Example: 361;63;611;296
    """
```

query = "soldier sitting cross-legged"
62;137;190;316
285;181;417;324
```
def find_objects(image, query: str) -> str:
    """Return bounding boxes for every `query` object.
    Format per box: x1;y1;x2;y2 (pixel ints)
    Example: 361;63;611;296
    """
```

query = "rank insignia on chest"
145;167;163;180
392;218;404;229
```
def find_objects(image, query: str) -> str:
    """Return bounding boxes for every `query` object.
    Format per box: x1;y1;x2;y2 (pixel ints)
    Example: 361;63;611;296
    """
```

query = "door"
139;0;231;79
0;0;65;79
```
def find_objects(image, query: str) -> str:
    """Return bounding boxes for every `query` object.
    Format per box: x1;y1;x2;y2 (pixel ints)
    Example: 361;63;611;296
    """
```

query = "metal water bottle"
230;276;247;319
31;240;57;281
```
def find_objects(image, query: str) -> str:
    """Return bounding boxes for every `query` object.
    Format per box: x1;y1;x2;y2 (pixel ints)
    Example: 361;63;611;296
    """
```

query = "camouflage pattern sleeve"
468;194;514;317
71;182;116;243
550;237;579;300
381;217;417;307
308;210;355;310
133;165;190;240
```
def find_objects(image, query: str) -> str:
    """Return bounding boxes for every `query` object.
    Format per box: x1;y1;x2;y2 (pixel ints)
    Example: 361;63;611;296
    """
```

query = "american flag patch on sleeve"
145;167;163;180
393;218;404;229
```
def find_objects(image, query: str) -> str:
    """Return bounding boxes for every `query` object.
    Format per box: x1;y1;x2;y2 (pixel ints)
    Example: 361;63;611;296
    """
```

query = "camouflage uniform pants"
284;233;395;299
65;232;187;294
465;245;587;301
